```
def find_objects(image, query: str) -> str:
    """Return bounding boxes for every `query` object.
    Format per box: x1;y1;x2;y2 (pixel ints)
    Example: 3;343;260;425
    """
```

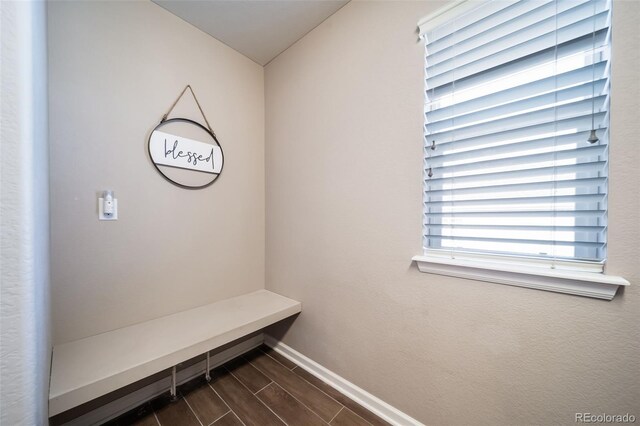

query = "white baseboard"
60;334;264;426
264;336;424;426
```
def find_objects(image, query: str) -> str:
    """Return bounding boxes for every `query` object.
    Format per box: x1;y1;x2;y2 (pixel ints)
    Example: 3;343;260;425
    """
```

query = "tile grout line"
291;368;376;426
207;382;233;414
266;351;376;426
328;406;344;424
252;389;291;426
206;409;231;426
253;380;274;395
264;380;334;426
258;403;289;426
242;350;379;426
342;407;375;426
225;365;290;426
223;345;277;398
288;367;343;406
251;355;345;415
182;393;205;426
206;383;247;426
340;406;376;426
118;349;377;426
245;356;338;424
148;354;373;426
225;364;274;400
229;410;247;426
153;410;162;426
256;350;345;410
259;346;297;371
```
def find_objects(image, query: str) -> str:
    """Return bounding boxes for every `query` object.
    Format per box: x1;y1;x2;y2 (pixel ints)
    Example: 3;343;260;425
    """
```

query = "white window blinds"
421;0;611;269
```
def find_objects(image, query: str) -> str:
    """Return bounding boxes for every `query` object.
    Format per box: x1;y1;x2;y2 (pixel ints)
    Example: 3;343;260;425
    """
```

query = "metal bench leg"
205;351;211;382
170;365;178;402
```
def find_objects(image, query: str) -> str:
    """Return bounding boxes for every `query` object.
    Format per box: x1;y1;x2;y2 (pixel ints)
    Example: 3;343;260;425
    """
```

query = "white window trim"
412;252;629;300
415;1;630;300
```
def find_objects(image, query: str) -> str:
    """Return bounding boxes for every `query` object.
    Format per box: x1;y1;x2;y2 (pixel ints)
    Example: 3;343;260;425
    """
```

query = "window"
413;0;629;299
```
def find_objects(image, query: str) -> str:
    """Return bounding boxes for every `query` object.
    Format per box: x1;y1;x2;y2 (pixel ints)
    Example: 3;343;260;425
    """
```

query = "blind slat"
426;177;607;197
426;162;607;189
425;235;605;248
426;0;602;66
426;79;607;134
425;112;607;149
427;214;606;226
427;225;606;243
426;7;609;78
426;133;606;167
427;145;607;178
427;45;610;106
424;193;606;208
425;0;526;46
426;98;607;143
425;210;607;218
426;129;602;161
427;29;608;90
428;224;605;231
426;61;608;122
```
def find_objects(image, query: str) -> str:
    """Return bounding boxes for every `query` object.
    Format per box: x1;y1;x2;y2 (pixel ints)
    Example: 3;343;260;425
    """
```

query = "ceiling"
152;0;349;66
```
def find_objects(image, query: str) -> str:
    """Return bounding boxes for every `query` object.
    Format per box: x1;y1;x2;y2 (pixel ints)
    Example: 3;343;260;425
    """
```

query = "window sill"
412;255;629;300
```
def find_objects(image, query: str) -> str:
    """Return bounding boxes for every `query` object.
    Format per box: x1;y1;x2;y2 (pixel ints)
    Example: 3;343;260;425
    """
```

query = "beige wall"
49;1;265;344
265;1;640;424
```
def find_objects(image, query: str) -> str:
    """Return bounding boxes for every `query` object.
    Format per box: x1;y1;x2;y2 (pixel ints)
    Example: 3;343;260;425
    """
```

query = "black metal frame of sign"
148;85;224;189
148;118;224;189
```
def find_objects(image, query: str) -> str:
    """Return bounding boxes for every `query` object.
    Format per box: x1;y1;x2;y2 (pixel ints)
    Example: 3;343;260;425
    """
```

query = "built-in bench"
49;290;302;417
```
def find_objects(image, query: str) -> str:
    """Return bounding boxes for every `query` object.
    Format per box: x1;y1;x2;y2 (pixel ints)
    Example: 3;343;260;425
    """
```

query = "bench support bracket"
170;366;178;402
205;352;212;382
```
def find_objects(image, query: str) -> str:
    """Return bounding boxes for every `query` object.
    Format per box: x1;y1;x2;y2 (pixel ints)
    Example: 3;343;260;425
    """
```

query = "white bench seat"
49;290;301;417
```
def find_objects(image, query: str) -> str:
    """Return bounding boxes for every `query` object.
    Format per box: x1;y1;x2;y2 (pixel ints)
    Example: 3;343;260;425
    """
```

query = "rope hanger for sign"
148;85;224;189
161;84;217;138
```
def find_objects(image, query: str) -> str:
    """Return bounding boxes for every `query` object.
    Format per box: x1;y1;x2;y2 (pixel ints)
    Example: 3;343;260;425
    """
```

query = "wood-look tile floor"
105;345;390;426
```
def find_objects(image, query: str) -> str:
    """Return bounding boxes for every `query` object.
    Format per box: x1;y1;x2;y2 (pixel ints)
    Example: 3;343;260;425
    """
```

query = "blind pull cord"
588;0;599;144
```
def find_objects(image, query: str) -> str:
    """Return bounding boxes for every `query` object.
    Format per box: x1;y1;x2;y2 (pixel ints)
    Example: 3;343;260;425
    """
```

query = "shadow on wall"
266;315;300;341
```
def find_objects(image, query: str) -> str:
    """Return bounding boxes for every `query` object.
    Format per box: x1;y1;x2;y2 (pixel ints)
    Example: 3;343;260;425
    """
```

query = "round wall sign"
148;118;224;189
